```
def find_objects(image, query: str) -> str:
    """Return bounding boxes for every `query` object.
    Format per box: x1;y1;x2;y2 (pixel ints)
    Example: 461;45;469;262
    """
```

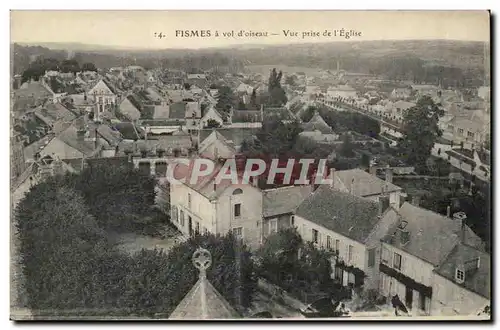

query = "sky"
11;10;490;49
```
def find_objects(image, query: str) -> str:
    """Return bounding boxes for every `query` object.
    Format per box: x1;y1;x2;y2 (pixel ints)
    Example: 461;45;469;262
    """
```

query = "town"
10;39;490;320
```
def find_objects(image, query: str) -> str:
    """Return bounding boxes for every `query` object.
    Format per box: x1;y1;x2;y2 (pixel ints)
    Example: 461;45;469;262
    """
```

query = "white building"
378;204;484;315
326;85;358;100
294;183;399;292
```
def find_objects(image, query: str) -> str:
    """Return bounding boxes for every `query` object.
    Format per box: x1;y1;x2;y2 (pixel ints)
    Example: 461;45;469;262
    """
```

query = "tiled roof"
434;244;490;299
295;185;382;243
199;128;259;148
334;169;401;197
263;185;313;218
112;122;144;140
382;203;484;266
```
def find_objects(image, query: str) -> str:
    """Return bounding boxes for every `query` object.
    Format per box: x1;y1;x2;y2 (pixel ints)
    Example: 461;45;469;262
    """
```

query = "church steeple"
168;248;241;320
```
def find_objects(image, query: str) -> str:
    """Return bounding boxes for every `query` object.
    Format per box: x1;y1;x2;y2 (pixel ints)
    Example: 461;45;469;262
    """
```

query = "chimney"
329;168;336;188
453;212;467;242
369;166;377;176
378;195;390;215
411;195;421;206
386;168;394;184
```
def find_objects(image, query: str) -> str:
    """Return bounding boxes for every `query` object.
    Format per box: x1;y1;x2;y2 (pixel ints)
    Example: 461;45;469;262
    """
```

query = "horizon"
12;38;491;52
11;11;490;50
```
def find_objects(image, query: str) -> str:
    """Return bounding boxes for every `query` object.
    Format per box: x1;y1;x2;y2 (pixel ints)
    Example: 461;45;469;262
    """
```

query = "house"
294;183;398;292
431;244;490;316
118;96;142;121
299;111;339;143
332;168;402;208
390;88;412;100
441;111;489;147
379;203;484;315
198;128;259;152
87;79;118;120
198;130;237;160
326;85;358;100
33;102;77;133
200;106;224;128
168;158;263;249
13;81;53;113
387;101;416;122
261;185;313;241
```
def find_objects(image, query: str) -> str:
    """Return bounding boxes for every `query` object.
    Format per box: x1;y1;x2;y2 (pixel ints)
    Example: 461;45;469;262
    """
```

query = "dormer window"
455;268;465;283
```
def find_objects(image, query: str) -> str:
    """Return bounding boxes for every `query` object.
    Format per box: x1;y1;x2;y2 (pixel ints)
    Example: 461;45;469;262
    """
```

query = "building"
169;248;241;320
198;130;237;160
431;243;490;316
261;185;313;241
87;79;118;120
378;204;484;315
11;133;26;183
390;88;412;100
332;168;402;208
326;85;358;100
294;182;398;293
299;111;339;143
118;96;142;121
200;106;225;128
169;159;263;250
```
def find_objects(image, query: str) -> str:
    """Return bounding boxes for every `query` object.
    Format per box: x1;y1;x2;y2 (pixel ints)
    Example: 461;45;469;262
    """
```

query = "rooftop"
333;168;401;197
434;243;490;299
295;186;382;244
262;185;314;218
382;203;484;266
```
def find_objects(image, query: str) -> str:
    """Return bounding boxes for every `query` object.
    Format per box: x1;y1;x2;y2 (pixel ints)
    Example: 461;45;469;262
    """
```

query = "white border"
2;2;497;330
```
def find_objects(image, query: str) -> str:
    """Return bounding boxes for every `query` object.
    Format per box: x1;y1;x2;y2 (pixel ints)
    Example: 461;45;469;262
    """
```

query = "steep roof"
169;276;240;320
334;169;401;197
302;112;333;134
199;128;259;148
263;185;313;218
382;203;484;266
295;185;382;243
434;244;490;300
199;130;236;155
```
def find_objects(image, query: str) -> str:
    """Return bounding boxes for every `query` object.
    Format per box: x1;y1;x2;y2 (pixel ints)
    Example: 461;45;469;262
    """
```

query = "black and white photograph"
9;10;491;321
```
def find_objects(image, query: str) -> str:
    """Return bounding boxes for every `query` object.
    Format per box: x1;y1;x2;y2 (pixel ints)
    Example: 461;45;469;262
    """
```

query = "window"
203;227;208;235
233;227;243;239
455;268;465;283
290;216;295;227
335;239;340;254
234;203;241;217
312;229;319;244
195;221;200;234
467;131;474;138
458;128;464;134
368;248;376;267
180;210;185;226
269;219;278;235
348;245;353;262
393;252;402;271
99;96;103;103
188;193;192;208
326;236;332;249
381;246;390;264
233;188;243;195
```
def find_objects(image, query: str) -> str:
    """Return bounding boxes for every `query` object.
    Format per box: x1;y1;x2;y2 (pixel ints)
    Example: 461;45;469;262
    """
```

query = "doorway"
405;286;413;310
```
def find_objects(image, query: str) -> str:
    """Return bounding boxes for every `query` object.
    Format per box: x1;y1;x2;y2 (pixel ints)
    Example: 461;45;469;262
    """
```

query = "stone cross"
193;248;212;279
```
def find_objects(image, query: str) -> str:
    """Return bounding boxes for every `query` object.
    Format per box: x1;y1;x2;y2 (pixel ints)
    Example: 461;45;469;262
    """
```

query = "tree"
81;62;97;72
60;59;80;74
250;88;258;109
216;85;235;116
340;134;355;158
399;96;444;172
64;163;157;232
267;68;287;106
